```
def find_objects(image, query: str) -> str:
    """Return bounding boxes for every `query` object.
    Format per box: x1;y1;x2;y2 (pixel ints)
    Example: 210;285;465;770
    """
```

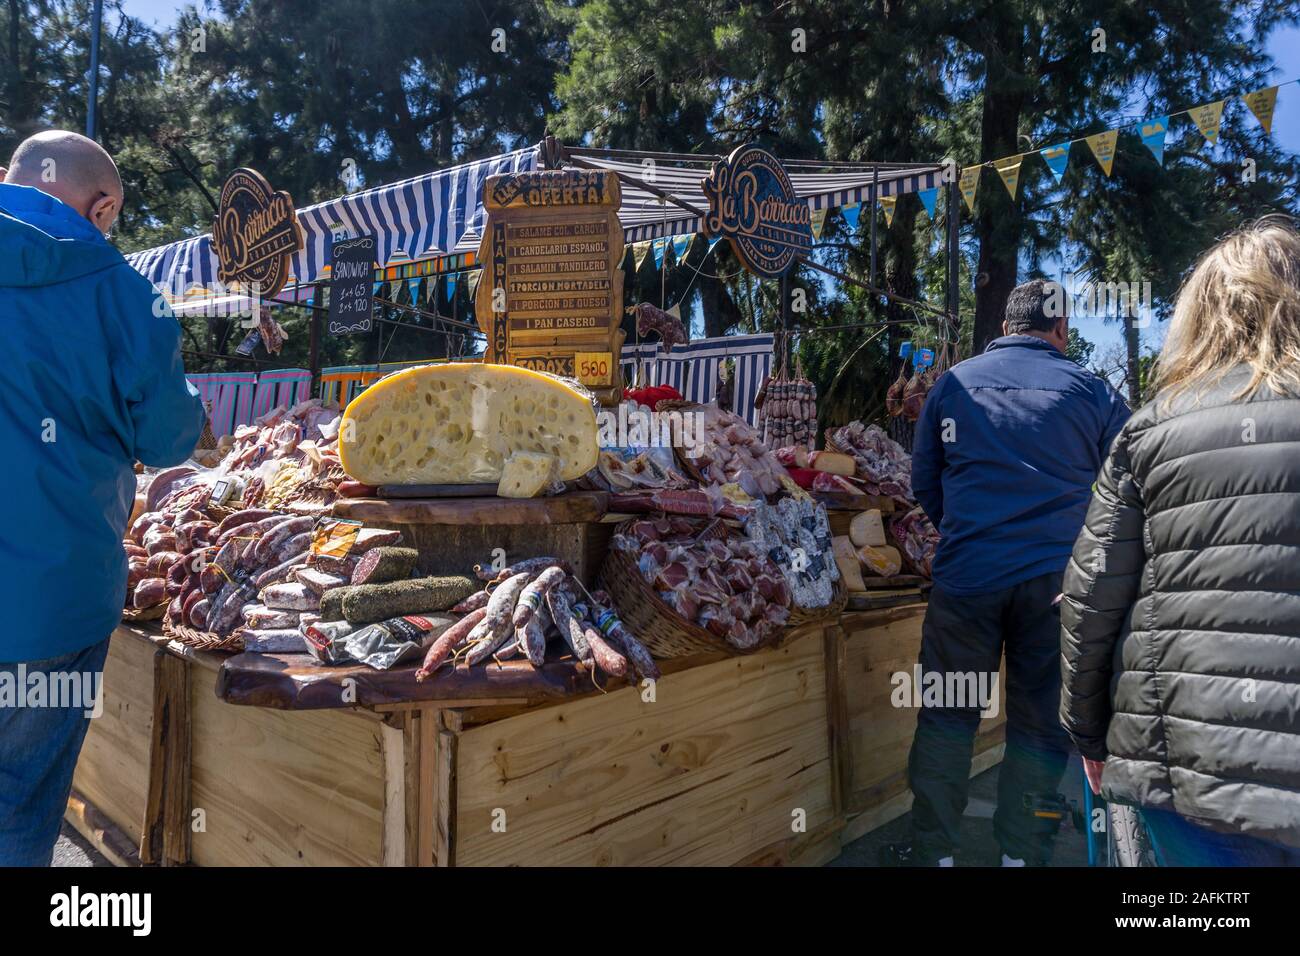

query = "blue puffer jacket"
911;335;1130;595
0;184;204;661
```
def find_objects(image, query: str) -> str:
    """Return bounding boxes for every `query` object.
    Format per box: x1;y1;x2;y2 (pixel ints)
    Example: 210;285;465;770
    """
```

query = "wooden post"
308;286;322;398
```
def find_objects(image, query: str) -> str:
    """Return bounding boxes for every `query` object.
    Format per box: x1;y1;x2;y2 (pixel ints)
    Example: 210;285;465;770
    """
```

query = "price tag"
574;351;614;387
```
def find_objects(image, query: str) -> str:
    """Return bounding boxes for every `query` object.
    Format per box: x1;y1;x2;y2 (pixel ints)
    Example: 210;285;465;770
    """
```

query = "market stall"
69;143;1001;867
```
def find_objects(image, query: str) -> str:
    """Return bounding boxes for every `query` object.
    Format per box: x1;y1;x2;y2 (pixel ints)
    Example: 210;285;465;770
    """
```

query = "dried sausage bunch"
758;364;817;450
413;557;659;683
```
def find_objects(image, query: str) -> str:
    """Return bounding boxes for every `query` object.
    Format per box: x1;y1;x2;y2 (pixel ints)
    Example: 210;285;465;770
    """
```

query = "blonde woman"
1061;217;1300;866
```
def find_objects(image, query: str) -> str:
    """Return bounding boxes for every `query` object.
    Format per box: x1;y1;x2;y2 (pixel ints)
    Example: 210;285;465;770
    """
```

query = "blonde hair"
1151;216;1300;405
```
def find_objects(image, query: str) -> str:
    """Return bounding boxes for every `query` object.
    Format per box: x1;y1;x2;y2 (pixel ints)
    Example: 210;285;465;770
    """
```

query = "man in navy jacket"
894;280;1129;866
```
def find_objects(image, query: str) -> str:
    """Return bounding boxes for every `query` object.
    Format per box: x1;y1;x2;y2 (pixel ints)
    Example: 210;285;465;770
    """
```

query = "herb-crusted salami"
339;576;478;625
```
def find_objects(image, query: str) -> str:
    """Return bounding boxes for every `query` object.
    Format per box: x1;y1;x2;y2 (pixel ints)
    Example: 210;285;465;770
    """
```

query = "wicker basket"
597;541;783;658
164;622;245;654
785;578;849;628
121;604;166;623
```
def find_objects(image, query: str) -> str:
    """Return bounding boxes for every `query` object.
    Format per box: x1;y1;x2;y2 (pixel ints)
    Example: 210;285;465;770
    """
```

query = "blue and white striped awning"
127;147;539;303
128;145;943;305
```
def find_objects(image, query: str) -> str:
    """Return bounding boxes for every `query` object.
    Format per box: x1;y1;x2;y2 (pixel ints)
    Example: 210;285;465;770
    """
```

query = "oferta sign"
703;145;812;278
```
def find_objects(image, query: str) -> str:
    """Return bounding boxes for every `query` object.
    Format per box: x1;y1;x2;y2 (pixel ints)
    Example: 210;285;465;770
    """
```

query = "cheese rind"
339;363;598;486
849;509;887;548
832;536;867;592
857;544;902;578
810;450;857;476
497;452;556;498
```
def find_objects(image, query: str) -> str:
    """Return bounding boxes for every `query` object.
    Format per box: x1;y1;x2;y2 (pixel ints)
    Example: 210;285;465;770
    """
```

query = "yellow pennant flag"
994;155;1023;198
880;196;897;228
810;208;828;241
1242;86;1279;134
958;166;981;212
633;241;651;272
1189;100;1226;144
1086;130;1119;176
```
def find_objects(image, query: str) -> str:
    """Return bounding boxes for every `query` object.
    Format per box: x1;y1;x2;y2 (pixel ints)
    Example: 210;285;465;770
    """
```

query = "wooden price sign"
702;145;812;278
211;168;304;299
475;169;625;399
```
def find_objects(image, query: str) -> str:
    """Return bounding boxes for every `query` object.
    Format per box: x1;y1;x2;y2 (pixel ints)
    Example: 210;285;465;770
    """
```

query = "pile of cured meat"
216;399;346;511
678;404;789;499
612;516;790;650
125;505;398;642
412;557;660;682
892;506;941;577
828;421;914;503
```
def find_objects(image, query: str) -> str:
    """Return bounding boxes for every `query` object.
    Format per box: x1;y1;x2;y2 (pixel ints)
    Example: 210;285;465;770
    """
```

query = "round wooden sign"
211;168;304;299
703;145;812;278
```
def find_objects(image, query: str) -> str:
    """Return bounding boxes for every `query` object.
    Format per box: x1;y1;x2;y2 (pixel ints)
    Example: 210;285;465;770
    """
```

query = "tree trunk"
970;59;1025;355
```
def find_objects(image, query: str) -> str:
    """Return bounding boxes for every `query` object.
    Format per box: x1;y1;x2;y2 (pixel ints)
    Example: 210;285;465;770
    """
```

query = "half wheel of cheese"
339;363;599;486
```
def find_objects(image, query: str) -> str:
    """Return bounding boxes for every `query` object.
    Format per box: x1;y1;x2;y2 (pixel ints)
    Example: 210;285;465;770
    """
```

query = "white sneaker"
1001;853;1026;867
937;856;955;867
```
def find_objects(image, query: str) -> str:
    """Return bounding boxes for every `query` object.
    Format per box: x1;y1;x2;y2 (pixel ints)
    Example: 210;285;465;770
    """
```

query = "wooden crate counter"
70;523;996;866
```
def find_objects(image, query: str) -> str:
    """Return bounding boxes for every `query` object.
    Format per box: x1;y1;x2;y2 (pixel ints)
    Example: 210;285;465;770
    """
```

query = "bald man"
0;130;204;865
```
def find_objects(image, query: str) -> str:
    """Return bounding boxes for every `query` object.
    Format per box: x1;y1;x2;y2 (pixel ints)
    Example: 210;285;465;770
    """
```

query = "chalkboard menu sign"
327;235;375;335
474;169;625;400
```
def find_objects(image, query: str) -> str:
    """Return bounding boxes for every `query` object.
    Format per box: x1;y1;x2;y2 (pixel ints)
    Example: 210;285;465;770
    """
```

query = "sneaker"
1001;853;1026;867
879;843;954;867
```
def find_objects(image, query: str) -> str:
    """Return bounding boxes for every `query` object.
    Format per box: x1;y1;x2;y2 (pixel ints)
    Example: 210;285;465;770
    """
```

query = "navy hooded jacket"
911;334;1130;595
0;183;205;661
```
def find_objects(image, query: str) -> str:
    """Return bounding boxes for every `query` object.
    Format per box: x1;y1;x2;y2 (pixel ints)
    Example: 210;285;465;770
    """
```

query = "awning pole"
869;167;878;291
946;179;961;340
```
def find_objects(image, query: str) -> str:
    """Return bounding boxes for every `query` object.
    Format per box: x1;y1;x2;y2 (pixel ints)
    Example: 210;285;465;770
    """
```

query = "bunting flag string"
957;78;1296;213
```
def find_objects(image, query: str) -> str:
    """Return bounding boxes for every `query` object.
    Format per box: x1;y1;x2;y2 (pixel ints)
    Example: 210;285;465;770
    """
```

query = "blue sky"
117;2;1298;367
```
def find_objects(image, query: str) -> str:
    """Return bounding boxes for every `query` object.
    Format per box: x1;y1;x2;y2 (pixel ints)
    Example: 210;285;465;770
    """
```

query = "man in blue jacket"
0;131;205;865
889;280;1129;867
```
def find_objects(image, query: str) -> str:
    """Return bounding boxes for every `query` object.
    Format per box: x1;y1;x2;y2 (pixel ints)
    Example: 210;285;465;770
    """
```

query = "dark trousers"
907;571;1070;864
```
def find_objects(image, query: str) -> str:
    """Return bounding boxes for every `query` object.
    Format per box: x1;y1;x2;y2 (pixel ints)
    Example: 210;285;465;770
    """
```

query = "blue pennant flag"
372;281;382;297
707;237;722;256
407;278;422;305
652;238;666;269
1137;116;1170;166
671;235;690;261
841;203;861;232
918;188;939;220
445;272;457;299
1039;142;1071;183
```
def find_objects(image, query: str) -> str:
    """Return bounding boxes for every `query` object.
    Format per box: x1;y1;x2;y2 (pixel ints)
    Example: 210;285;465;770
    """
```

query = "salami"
350;547;419;586
254;551;310;589
261;582;320;611
415;608;487;681
511;566;566;629
133;577;167;608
